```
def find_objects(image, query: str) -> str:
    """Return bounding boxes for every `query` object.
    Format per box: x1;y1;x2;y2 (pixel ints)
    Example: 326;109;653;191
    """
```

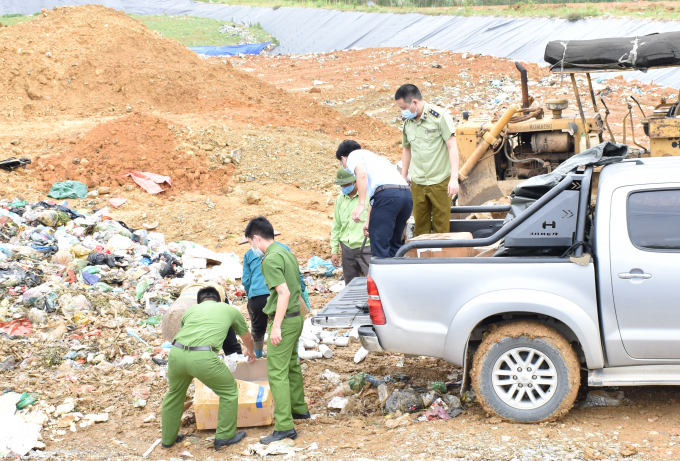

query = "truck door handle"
618;272;652;280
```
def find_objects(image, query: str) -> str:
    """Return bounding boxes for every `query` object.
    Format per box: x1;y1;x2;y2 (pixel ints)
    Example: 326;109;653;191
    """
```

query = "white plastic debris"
323;336;350;347
354;346;369;363
318;344;334;358
327;396;349;411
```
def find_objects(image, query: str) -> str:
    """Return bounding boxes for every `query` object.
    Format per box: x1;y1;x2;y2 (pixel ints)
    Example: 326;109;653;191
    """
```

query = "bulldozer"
455;31;680;206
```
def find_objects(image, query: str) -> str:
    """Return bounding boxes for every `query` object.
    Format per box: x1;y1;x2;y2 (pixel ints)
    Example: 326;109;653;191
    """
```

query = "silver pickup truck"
314;156;680;422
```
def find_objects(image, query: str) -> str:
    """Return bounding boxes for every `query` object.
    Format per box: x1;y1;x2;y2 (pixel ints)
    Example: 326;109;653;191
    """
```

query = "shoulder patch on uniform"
429;109;440;118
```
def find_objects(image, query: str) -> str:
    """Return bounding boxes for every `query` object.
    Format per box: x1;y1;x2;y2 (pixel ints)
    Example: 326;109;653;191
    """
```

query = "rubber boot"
254;339;264;359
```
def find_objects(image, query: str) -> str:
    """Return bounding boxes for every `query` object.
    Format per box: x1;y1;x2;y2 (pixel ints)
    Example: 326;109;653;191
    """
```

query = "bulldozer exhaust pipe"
515;62;530;112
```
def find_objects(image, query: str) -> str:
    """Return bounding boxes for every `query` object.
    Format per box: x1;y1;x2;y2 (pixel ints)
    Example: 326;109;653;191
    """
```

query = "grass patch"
130;14;277;47
193;0;680;21
0;13;37;27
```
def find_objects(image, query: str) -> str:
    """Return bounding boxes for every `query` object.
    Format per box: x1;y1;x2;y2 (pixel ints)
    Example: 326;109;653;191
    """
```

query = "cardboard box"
404;232;478;258
194;359;275;429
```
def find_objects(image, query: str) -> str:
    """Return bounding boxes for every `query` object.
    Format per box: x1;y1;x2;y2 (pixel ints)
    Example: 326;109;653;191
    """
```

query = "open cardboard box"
404;232;482;258
194;358;275;429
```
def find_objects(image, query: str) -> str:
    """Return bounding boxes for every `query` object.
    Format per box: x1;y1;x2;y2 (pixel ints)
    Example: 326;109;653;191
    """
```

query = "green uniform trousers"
411;176;451;237
161;348;238;445
267;315;308;431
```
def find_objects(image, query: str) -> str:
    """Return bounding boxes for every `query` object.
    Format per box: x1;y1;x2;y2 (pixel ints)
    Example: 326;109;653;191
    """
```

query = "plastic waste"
136;279;150;300
91;282;112;292
461;390;476;404
140;315;162;326
27;308;47;325
0;318;33;336
378;383;391;407
48;180;88;199
429;381;447;394
16;392;39;410
322;336;350;347
354;346;369;363
348;372;366;392
306;256;335;276
327;396;349;411
321;369;340;385
0;357;15;371
581;390;627;408
421;390;438;407
318;344;333;358
385;388;423;414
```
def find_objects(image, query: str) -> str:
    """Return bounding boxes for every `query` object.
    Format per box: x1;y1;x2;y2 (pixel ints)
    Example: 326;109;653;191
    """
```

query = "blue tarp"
189;42;270;56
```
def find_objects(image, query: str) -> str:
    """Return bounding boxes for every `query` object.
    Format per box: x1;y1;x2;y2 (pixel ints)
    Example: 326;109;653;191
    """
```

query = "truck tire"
470;321;580;422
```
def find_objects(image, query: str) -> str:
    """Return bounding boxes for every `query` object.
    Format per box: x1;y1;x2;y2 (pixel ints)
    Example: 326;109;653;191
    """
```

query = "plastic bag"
306;256;336;276
48;180;88;199
136;279;150;300
385;388;423;414
141;315;161;326
429;381;447;394
51;249;73;266
91;282;112;292
348;372;366;391
581;390;627;408
0;318;33;336
16;392;39;410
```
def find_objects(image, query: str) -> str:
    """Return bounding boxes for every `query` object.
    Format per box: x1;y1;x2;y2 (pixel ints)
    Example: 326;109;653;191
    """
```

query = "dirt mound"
0;5;396;145
33;113;235;194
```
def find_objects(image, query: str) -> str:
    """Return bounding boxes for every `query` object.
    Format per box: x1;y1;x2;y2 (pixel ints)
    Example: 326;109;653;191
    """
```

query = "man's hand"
363;221;369;237
243;348;256;363
270;324;282;346
352;204;365;223
331;254;340;268
448;177;459;197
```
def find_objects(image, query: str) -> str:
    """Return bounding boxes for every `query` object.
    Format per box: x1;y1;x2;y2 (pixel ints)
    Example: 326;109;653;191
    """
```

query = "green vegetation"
193;0;680;21
0;13;37;26
1;13;277;46
130;15;277;47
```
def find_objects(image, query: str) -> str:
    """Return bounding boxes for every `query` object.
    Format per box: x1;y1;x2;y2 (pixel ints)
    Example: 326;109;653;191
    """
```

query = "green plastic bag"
48;180;88;199
17;392;39;410
141;315;161;326
429;381;447;394
136;279;149;301
10;200;27;208
91;282;112;292
348;372;366;391
82;266;101;274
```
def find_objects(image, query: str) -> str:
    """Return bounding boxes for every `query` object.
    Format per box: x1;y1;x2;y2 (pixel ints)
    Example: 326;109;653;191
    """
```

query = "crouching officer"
245;216;309;445
161;286;256;451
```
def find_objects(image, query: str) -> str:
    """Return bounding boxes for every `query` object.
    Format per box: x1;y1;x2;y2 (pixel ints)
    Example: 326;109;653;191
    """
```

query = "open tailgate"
311;276;371;327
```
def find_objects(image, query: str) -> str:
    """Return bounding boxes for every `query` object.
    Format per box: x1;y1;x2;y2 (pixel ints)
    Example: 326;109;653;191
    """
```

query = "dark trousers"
222;327;242;356
369;188;413;258
340;242;371;284
248;294;269;342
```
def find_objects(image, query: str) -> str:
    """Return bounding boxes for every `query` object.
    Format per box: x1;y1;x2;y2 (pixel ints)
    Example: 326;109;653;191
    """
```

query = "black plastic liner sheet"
545;32;680;72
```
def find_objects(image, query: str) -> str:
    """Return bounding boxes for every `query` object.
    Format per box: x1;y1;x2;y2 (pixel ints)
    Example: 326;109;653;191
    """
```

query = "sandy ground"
3;7;680;461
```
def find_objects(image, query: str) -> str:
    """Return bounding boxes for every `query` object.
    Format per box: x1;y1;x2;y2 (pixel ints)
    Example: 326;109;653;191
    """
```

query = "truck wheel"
470;322;580;422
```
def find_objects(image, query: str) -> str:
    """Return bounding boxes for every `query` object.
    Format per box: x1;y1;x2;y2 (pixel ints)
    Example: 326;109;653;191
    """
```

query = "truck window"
628;189;680;251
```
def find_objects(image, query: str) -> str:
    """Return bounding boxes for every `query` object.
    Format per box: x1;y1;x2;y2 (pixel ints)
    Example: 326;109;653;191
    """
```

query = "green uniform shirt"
261;242;302;316
402;102;456;186
330;192;370;254
173;301;249;351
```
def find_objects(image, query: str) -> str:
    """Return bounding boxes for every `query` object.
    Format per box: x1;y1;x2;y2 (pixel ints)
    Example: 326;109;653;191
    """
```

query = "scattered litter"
108;197;128;208
47;181;88;199
582;390;629;408
245;439;300;457
121;171;171;194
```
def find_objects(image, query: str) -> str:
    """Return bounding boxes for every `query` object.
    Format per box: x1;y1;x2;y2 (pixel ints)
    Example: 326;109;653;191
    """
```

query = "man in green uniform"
395;84;460;236
245;216;309;444
330;167;371;284
161;286;256;451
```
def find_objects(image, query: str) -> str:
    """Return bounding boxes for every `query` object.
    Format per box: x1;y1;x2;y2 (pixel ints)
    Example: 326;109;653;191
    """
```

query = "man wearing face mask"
239;234;309;358
245;216;309;445
330;167;371;284
395;84;459;237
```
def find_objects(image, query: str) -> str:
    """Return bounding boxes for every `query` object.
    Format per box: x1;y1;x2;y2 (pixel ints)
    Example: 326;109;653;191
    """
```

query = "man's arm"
362;204;372;237
330;201;342;267
269;283;290;346
446;135;460;196
352;163;368;223
401;146;412;183
239;331;256;363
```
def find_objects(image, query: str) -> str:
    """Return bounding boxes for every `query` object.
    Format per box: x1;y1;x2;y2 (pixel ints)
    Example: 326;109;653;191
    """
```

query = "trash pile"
321;368;472;426
0;197;246;457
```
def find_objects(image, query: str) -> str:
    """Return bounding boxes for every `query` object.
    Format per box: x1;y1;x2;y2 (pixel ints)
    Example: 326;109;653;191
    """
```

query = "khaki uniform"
402;103;456;236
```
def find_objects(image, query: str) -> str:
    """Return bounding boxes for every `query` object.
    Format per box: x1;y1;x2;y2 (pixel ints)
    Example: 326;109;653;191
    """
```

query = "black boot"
292;412;310;420
260;429;298;445
214;431;246;450
162;433;185;449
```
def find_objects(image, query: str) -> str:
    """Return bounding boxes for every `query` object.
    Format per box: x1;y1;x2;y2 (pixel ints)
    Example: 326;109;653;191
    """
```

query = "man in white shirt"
335;140;413;258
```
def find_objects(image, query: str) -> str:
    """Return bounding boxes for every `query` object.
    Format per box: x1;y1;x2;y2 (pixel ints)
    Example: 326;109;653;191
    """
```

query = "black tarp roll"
545;32;680;72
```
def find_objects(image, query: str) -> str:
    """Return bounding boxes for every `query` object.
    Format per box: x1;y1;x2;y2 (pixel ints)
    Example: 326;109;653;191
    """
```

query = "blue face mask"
401;100;416;120
341;184;355;195
251;237;264;258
